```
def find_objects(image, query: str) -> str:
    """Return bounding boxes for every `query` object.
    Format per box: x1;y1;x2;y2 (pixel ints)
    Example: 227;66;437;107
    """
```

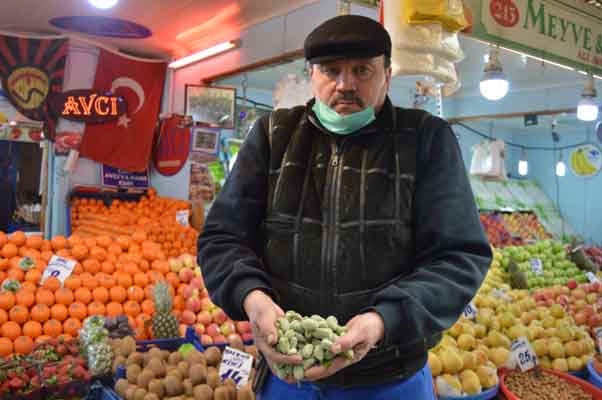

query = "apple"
180;254;195;269
575;299;587;309
179;268;194;284
574;312;588;326
227;333;243;345
200;334;213;346
220;321;236;336
187;297;202;313
568;280;578;290
582;305;595;318
182;285;195;300
559;286;570;295
169;258;184;273
181;310;196;325
212;308;228;325
191;277;204;290
195;324;205;336
213;335;227;345
236;321;252;334
586;293;598;305
179;324;187;337
588;314;602;329
241;332;254;343
200;298;214;312
197;311;212;326
572;289;586;300
207;323;221;337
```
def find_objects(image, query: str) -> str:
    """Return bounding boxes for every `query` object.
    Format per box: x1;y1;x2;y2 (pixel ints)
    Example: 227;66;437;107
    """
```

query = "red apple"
213;335;227;345
574;312;588;325
573;289;586;300
587;293;598;305
197;311;212;326
212;309;228;325
557;295;570;307
534;292;546;302
195;324;206;336
589;314;602;329
236;321;252;334
582;305;595;318
559;286;570;295
179;268;194;284
592;282;601;292
191;277;204;290
207;323;221;337
220;321;236;336
200;334;213;346
181;310;196;325
568;280;578;290
186;297;202;313
241;332;254;343
575;299;587;309
227;333;242;345
183;285;195;300
200;297;214;311
200;288;209;298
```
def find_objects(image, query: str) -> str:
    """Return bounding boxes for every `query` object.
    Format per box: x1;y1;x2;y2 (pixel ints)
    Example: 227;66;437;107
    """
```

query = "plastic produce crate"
87;383;120;400
500;368;602;399
588;360;602;389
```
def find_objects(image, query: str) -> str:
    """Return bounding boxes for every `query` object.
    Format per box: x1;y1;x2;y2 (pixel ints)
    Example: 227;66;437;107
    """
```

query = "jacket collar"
306;97;396;136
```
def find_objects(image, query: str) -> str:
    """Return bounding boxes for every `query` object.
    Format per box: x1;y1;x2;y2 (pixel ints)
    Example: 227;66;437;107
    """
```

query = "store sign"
50;89;127;124
101;165;149;189
153;115;191;176
570;144;602;177
465;0;602;75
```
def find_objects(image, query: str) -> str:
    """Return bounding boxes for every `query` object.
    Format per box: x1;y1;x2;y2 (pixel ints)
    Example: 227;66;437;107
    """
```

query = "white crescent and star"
111;77;146;128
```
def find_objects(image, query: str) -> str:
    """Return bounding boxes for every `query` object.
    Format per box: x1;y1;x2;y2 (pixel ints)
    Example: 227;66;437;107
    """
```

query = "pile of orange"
0;228;189;357
70;188;198;257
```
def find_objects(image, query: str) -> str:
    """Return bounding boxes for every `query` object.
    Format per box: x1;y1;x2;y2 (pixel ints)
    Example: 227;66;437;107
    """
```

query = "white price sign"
530;259;544;275
462;302;478;320
587;272;600;284
218;346;254;389
40;255;76;286
176;210;190;227
512;337;538;372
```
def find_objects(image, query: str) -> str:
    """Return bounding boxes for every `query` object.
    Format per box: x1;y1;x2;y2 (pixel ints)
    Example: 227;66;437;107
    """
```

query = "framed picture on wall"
184;85;236;129
191;128;220;155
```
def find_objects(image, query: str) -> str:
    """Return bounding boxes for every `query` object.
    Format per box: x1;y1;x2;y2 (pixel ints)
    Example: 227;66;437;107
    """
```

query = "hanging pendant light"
518;148;529;176
480;48;509;101
577;74;599;122
556;150;566;177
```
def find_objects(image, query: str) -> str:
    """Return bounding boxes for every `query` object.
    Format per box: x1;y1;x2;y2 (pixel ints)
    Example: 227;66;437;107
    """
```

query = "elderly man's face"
310;56;391;115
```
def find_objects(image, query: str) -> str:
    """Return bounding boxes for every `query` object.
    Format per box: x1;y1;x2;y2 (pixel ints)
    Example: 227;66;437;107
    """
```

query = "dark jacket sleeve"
197;116;276;321
366;119;492;348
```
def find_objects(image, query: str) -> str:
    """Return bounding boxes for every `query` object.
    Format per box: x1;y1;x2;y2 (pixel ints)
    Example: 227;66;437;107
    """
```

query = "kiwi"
137;369;156;390
168;369;184;381
144;394;160;400
193;384;213;400
206;369;220;389
169;351;183;365
114;355;127;373
237;385;255;400
204;347;221;367
177;361;190;378
127;364;142;384
164;375;185;397
183;379;194;396
128;352;145;366
184;349;205;366
223;379;236;390
214;386;229;400
121;336;137;357
161;350;171;360
147;358;166;378
115;378;129;398
189;364;207;385
134;388;147;400
125;385;138;400
148;379;165;398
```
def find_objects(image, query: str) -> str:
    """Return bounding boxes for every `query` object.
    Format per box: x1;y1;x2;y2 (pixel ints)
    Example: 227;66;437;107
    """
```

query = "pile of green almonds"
273;311;354;380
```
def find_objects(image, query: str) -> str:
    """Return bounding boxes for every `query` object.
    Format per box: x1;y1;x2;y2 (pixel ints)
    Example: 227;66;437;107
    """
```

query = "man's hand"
304;311;385;381
243;290;302;382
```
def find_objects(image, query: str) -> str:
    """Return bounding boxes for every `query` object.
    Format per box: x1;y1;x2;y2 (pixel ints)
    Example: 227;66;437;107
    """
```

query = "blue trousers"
258;363;436;400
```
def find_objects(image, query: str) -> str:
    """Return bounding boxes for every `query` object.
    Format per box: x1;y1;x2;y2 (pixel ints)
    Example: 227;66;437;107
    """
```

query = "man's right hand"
243;290;302;381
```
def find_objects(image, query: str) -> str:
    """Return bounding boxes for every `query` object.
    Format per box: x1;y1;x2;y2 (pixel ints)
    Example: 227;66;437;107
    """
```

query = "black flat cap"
304;15;392;64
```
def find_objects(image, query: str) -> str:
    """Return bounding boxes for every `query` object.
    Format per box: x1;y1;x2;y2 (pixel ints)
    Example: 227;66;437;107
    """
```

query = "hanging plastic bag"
405;0;469;32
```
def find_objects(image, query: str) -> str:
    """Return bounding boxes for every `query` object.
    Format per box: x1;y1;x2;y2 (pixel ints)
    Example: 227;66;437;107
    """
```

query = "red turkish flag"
79;49;167;172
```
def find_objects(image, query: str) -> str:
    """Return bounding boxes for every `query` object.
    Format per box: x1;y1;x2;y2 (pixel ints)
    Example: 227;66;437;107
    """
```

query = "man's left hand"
303;311;385;381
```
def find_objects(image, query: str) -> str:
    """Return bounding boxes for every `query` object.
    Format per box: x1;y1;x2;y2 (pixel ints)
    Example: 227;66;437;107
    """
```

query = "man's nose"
336;69;357;91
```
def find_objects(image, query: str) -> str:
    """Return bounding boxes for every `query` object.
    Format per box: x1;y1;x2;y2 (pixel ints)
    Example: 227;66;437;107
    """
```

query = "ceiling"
0;0;318;59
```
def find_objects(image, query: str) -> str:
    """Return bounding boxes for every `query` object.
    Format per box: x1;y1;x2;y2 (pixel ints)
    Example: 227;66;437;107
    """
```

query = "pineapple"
152;281;180;339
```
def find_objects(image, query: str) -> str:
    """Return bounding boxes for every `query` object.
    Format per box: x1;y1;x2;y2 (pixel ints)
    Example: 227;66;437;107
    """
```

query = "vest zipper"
327;138;346;297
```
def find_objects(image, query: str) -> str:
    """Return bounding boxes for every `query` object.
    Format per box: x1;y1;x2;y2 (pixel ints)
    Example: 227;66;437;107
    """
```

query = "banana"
576;150;597;175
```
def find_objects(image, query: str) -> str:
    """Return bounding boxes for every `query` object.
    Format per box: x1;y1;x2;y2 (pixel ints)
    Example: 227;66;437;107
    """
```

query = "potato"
127;364;142;384
121;336;137;357
193;384;213;400
243;345;258;361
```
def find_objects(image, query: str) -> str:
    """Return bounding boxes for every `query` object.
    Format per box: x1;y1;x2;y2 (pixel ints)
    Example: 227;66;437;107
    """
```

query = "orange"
73;263;84;275
96;236;112;249
90;247;107;262
133;273;149;287
74;288;92;304
67;234;83;248
56;249;71;258
15;290;35;307
22;321;42;339
68;302;87;320
98;274;116;289
43;319;62;337
116;236;130;250
107;244;122;256
0;337;13;356
21;281;36;293
127;286;145;303
138;259;150;273
7;268;24;282
1;243;18;259
132;231;147;243
9;231;26;247
166;272;180;289
63;318;81;336
144;286;154;301
9;305;29;324
35;335;51;345
24;269;42;284
116;273;132;288
30;304;50;323
40;240;52;252
106;302;123;317
0;232;6;248
92;287;109;304
87;302;106;316
141;300;154;315
123;301;140;317
36;289;55;306
55;288;74;305
43;277;61;292
50;235;67;251
109;286;127;303
0;292;15;310
101;261;115;275
64;276;82;290
173;295;184;311
2;321;21;340
0;309;7;326
84;237;97;248
123;262;139;276
13;336;33;355
71;245;88;261
0;258;8;271
83;259;101;274
40;251;53;263
25;236;43;250
82;275;99;290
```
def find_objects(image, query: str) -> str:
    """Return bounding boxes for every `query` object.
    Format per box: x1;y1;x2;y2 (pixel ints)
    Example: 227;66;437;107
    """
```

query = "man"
198;15;492;399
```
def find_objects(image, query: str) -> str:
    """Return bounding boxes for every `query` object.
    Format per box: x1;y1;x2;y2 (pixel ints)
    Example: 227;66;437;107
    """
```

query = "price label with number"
587;272;600;284
463;302;478;320
176;209;190;227
218;346;253;389
40;255;76;286
512;337;538;372
530;259;544;275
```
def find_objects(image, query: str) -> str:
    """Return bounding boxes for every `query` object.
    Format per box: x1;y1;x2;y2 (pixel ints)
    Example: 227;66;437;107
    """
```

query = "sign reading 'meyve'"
50;89;127;124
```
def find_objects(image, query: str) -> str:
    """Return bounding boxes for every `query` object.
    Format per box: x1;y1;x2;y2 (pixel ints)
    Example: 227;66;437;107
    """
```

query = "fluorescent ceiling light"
168;40;239;69
89;0;118;9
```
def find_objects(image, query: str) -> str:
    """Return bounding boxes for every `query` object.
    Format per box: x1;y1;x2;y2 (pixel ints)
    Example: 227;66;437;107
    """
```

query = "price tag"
462;302;478;320
218;346;254;389
594;327;602;352
530;259;543;275
587;272;600;283
40;255;76;286
176;209;190;227
511;337;538;372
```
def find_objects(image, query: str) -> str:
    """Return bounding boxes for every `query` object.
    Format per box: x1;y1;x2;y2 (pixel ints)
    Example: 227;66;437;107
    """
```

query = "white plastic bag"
470;140;508;181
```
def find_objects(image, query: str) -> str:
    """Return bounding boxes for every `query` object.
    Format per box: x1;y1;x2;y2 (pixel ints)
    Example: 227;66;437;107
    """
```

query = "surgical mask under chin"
312;99;375;135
